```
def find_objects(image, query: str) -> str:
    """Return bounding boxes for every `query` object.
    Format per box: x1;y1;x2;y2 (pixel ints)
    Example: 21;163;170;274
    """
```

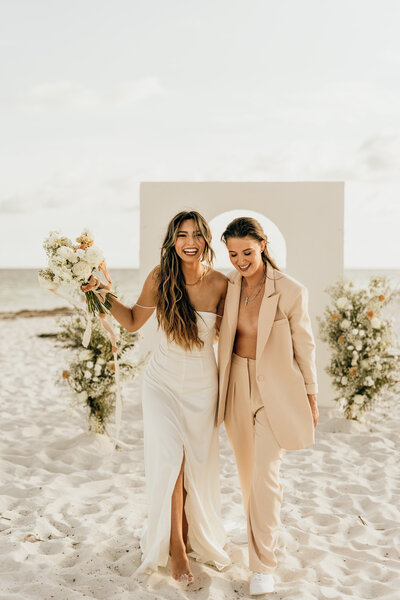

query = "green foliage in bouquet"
318;276;400;419
56;303;141;434
85;287;117;315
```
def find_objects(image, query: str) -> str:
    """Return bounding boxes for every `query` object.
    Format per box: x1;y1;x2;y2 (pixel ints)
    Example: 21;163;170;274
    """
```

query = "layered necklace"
241;267;266;306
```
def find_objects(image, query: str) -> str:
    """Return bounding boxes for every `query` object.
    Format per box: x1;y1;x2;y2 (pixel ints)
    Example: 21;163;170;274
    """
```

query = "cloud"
212;82;400;131
15;77;165;111
0;190;80;214
0;171;142;214
271;82;400;127
108;78;165;108
0;196;29;214
315;134;400;181
380;49;400;64
355;134;400;179
212;133;400;183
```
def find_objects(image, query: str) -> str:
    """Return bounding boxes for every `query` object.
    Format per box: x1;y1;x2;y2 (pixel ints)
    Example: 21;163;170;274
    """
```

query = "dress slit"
135;311;230;575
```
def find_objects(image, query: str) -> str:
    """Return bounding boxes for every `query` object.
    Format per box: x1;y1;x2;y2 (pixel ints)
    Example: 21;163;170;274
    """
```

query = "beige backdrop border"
139;182;345;407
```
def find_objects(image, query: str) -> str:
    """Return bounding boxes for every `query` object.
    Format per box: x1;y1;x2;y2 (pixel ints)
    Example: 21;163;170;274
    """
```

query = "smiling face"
226;236;266;278
174;219;206;263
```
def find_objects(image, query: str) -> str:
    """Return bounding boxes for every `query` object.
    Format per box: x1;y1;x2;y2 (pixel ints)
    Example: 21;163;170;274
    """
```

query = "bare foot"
170;543;193;584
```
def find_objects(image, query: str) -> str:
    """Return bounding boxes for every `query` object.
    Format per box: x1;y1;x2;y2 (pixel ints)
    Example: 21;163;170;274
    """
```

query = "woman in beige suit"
218;217;319;596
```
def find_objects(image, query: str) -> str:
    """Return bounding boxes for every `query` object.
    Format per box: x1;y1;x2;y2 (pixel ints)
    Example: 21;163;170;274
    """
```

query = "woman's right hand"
81;274;102;293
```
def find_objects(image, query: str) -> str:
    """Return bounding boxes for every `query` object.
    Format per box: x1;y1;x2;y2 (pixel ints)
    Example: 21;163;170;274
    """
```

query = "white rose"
84;370;91;379
94;364;102;376
60;267;74;283
361;359;369;369
371;318;381;329
340;320;351;330
75;249;85;259
86;361;94;369
72;260;92;282
57;246;76;262
337;297;348;309
355;343;362;351
97;358;105;365
353;394;365;406
79;349;92;361
84;246;104;267
347;345;354;350
352;350;358;357
351;358;357;366
359;330;366;337
341;376;348;385
79;391;88;401
49;257;65;273
352;329;359;335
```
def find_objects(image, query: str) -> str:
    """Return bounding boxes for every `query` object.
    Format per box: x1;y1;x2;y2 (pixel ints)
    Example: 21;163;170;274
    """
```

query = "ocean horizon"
1;267;399;313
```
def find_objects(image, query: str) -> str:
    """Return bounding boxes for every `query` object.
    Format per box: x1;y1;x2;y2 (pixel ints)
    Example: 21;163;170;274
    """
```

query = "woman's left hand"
307;394;319;428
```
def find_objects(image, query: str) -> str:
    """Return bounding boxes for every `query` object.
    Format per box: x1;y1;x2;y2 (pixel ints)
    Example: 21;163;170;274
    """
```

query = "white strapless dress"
136;311;230;574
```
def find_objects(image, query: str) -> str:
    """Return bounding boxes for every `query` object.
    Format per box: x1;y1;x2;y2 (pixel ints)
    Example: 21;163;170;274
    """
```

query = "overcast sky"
1;0;400;268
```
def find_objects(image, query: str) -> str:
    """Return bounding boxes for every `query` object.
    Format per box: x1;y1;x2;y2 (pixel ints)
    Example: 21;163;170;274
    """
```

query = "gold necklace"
185;265;209;286
242;269;266;305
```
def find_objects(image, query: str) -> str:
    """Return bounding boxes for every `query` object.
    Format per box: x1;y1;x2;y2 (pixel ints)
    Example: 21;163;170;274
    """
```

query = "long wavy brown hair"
221;216;280;272
155;211;215;350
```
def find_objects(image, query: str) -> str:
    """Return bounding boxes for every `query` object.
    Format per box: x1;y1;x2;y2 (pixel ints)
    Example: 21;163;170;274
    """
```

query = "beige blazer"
217;262;318;450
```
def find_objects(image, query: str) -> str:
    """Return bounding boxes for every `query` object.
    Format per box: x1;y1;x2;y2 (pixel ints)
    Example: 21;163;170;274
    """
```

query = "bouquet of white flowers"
318;276;400;419
39;228;126;442
38;228;117;315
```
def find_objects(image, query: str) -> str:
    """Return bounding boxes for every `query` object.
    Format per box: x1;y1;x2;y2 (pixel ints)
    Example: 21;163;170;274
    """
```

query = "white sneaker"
249;572;274;595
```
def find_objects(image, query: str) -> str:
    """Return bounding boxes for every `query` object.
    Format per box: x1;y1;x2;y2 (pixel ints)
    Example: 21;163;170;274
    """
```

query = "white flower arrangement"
336;297;348;309
56;307;142;434
318;276;400;419
38;268;58;291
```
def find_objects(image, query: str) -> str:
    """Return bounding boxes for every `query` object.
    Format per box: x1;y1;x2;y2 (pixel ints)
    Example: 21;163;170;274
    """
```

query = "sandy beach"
1;314;399;600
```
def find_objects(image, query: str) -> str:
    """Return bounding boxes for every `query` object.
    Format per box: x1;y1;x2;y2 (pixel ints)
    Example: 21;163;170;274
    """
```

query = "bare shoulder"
139;266;159;304
208;268;228;283
149;265;160;278
143;265;159;286
207;268;228;291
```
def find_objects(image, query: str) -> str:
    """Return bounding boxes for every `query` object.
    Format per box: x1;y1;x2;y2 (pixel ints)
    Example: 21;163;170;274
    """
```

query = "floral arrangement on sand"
56;308;141;435
318;276;400;419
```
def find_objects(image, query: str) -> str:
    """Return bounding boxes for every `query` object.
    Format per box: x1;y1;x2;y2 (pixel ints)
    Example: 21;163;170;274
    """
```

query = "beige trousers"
224;353;284;574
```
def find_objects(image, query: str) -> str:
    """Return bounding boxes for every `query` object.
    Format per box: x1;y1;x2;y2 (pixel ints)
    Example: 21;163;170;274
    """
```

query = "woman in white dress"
82;211;229;582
